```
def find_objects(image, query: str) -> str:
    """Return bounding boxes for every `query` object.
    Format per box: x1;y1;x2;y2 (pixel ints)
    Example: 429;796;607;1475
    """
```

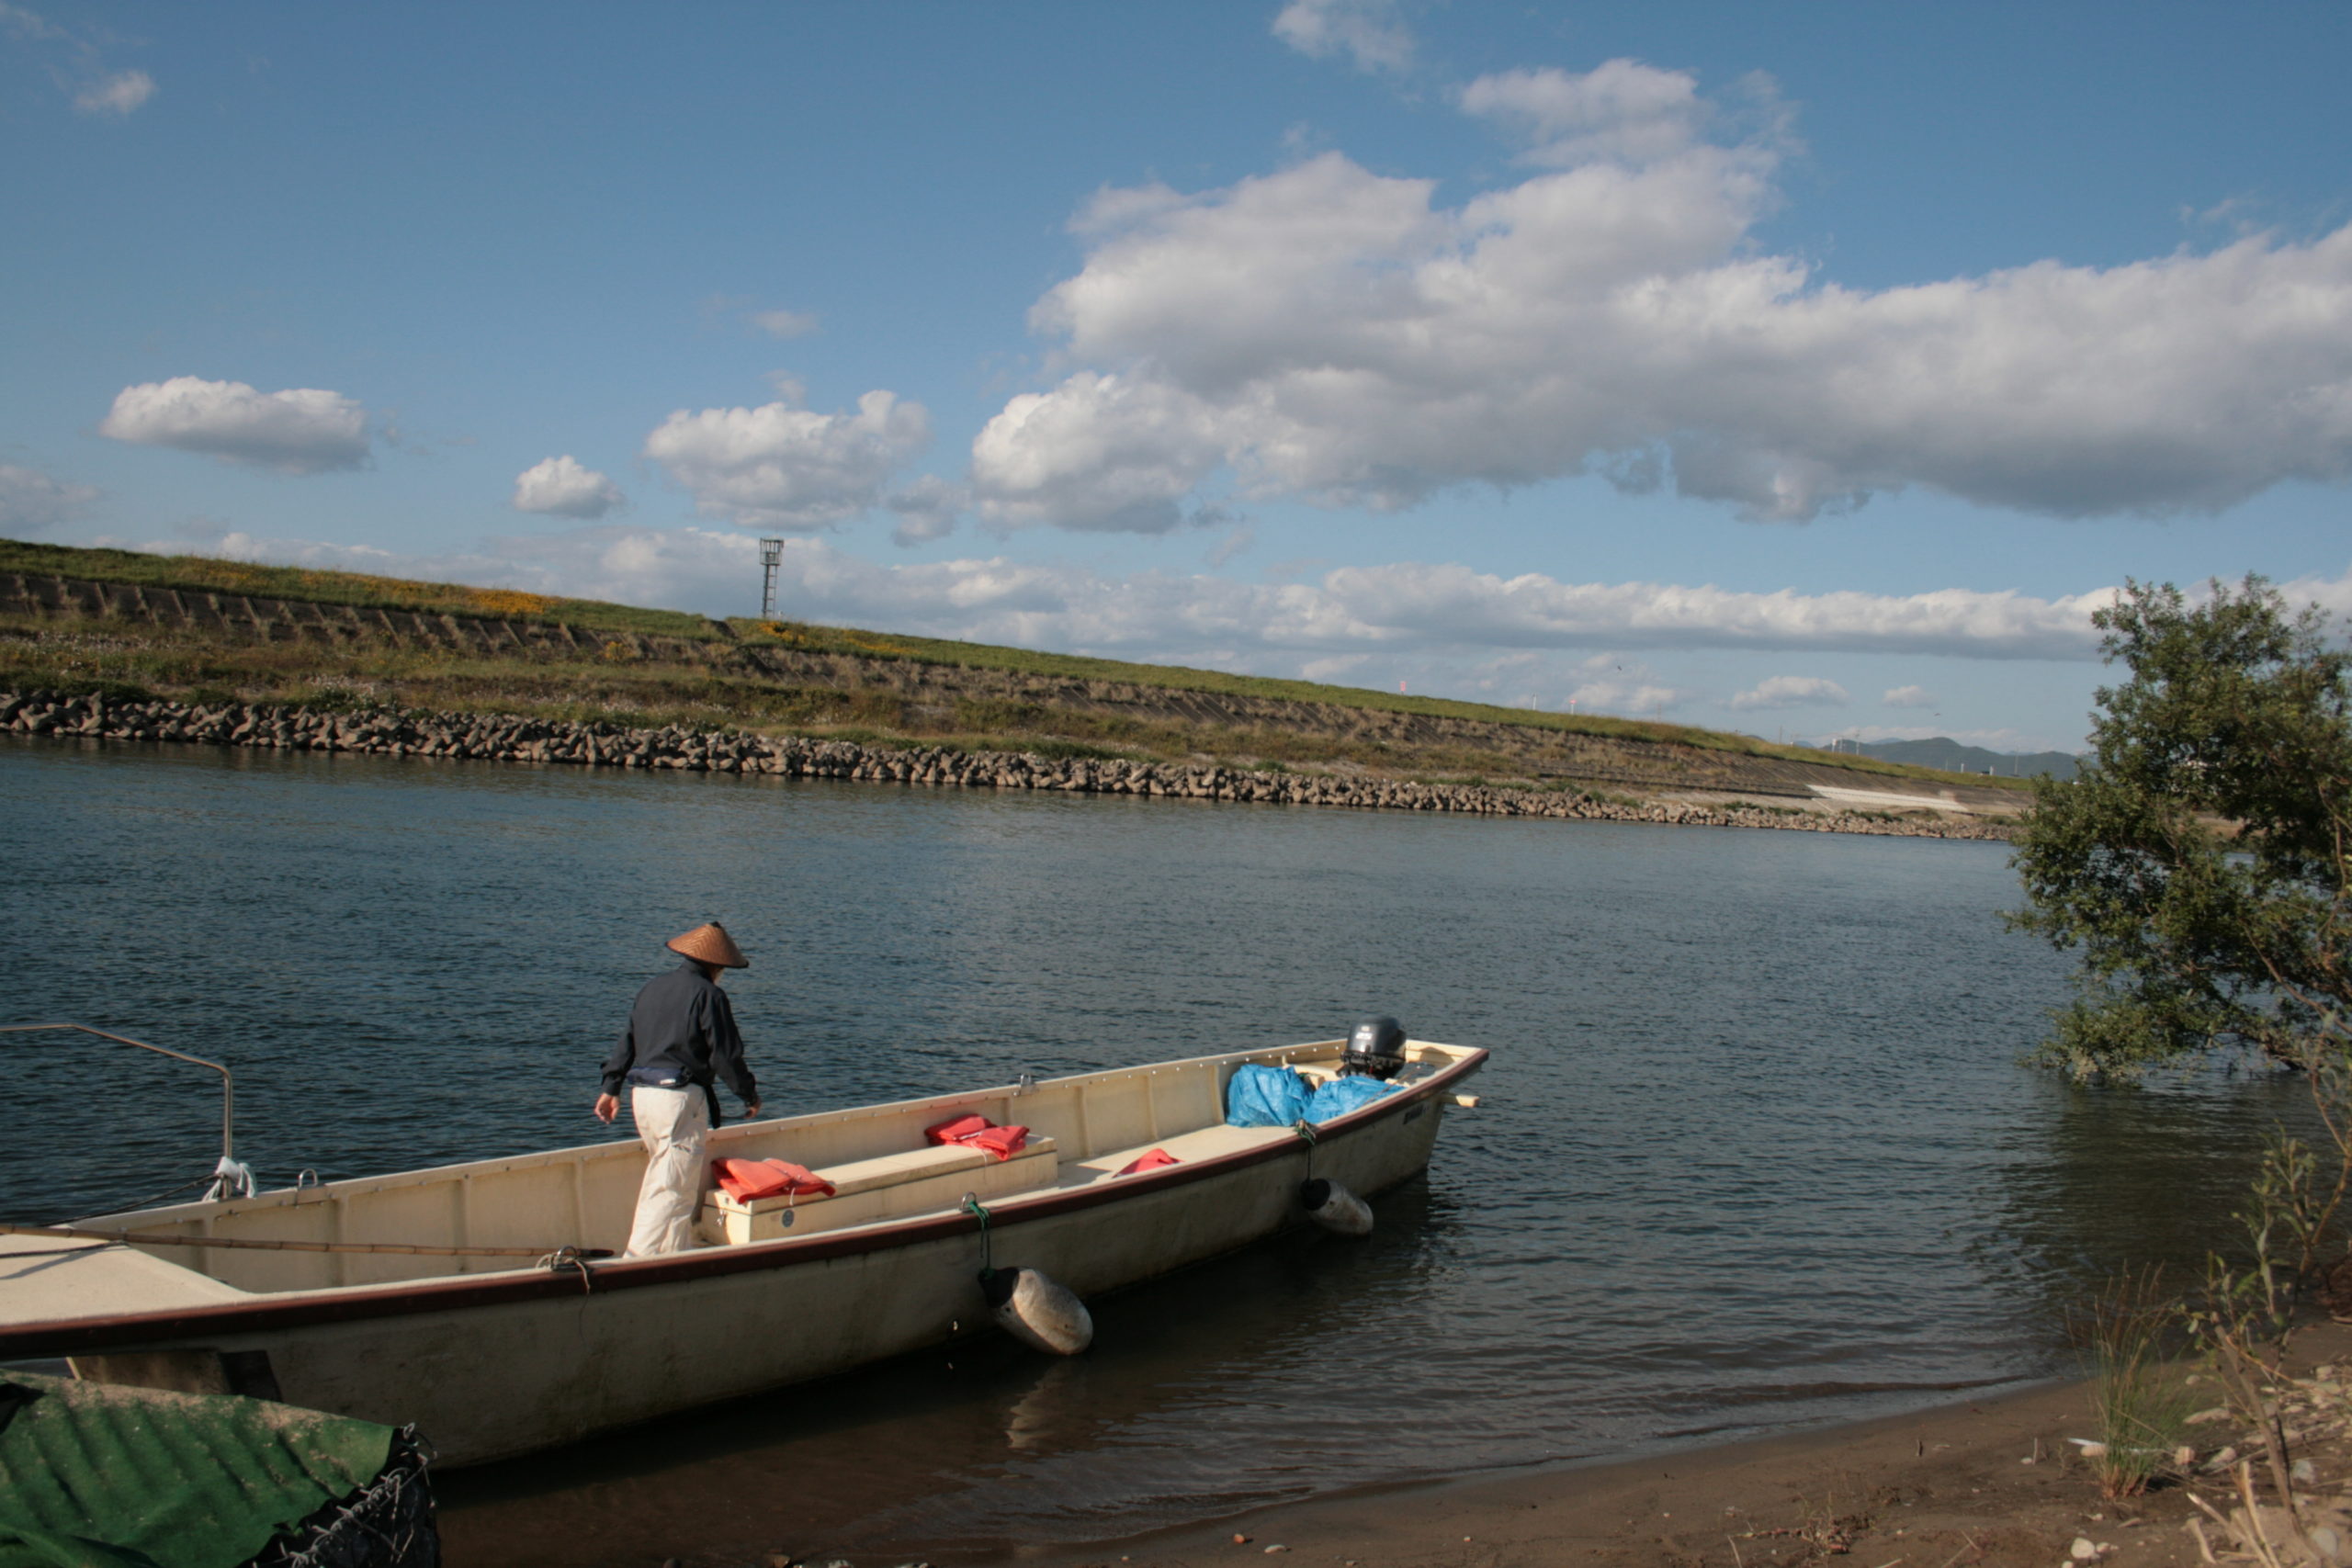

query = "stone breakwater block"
0;687;2012;841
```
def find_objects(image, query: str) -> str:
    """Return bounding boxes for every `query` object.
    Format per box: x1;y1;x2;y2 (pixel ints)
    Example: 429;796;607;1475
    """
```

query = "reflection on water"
0;736;2315;1562
1985;1069;2316;1328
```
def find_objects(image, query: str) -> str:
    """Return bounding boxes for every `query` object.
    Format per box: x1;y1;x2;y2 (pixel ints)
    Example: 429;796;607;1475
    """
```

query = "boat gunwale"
0;1045;1486;1357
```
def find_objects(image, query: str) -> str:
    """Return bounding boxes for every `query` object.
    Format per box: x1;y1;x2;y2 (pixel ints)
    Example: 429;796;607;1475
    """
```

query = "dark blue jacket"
600;961;759;1105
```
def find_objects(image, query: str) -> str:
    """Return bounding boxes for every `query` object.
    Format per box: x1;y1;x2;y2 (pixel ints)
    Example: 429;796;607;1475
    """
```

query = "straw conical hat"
667;921;749;969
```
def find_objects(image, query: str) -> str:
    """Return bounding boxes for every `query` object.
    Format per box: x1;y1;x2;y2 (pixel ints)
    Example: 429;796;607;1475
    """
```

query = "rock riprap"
1;689;2015;840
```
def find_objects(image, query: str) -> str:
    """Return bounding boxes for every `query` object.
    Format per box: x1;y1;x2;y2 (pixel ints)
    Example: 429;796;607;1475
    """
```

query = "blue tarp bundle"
1226;1064;1309;1126
1226;1065;1396;1127
1305;1075;1394;1122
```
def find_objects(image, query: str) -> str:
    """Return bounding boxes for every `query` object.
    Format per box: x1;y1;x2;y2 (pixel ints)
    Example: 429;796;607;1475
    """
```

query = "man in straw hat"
595;921;763;1257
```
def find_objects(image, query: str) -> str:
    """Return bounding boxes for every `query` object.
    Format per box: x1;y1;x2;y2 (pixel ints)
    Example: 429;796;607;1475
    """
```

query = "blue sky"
6;1;2351;752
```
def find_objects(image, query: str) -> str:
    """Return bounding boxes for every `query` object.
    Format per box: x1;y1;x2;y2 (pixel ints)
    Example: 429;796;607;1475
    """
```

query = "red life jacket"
924;1113;992;1145
1116;1148;1181;1175
963;1124;1029;1161
714;1156;837;1201
922;1113;1030;1162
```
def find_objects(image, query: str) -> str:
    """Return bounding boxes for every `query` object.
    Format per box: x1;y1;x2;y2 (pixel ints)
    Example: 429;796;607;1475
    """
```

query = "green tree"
2010;576;2352;1079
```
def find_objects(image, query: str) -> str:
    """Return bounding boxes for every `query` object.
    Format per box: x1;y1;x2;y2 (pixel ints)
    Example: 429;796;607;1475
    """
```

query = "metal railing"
1;1022;251;1201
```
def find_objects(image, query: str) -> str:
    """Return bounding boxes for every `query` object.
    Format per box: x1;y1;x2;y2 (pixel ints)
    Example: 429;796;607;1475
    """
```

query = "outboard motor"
981;1266;1094;1356
1300;1178;1374;1236
1339;1016;1408;1080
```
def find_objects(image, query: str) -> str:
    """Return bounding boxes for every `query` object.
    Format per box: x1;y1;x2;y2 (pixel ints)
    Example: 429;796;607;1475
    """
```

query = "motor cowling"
980;1266;1094;1355
1339;1016;1407;1080
1299;1178;1374;1236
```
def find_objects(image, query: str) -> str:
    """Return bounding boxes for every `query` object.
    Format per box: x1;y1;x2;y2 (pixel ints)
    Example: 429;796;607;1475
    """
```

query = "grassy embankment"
0;536;2024;796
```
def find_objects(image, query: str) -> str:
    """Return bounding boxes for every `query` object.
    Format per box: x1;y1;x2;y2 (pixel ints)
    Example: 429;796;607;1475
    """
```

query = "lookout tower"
758;537;784;618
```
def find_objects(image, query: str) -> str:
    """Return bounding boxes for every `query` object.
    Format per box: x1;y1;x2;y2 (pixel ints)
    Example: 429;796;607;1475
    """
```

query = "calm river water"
0;737;2303;1565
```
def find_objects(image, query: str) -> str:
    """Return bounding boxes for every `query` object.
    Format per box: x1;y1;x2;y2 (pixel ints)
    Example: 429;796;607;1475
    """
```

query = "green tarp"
0;1372;395;1568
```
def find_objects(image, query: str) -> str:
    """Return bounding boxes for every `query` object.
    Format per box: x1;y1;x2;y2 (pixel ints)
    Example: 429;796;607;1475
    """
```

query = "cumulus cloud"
1269;564;2115;660
74;68;153;115
146;512;2116;666
886;475;966;547
512;456;624;519
0;464;97;533
1730;674;1850;711
1458;61;1712;166
643;387;931;530
972;371;1229;531
98;377;370;474
1883;683;1936;708
970;58;2352;530
1555;655;1685;717
1272;0;1413;74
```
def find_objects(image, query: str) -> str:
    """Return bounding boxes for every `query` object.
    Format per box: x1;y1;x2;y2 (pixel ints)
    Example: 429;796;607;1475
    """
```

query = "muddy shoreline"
913;1323;2352;1568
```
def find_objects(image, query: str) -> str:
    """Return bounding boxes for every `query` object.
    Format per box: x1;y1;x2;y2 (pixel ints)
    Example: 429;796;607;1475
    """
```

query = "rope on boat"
0;1221;617;1260
961;1192;993;1274
54;1173;216;1229
1293;1119;1317;1177
537;1245;599;1293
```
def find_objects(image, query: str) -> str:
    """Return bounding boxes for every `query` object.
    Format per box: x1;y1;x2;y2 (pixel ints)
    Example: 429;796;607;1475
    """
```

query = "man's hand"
743;1101;763;1121
594;1092;620;1123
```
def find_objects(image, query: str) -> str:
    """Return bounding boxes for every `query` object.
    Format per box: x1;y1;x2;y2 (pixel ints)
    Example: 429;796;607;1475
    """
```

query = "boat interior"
4;1039;1476;1307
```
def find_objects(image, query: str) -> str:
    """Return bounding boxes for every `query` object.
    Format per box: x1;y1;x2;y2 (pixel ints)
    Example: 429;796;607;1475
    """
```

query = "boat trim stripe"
0;1049;1486;1356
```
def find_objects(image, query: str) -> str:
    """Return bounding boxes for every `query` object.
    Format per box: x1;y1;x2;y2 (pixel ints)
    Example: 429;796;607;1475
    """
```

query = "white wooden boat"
0;1035;1486;1465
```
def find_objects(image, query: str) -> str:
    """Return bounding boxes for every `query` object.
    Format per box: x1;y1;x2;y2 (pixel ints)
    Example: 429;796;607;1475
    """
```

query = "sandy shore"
984;1324;2352;1568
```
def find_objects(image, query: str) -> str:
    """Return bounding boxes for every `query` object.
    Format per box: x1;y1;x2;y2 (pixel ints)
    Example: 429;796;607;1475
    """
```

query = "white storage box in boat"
696;1135;1059;1245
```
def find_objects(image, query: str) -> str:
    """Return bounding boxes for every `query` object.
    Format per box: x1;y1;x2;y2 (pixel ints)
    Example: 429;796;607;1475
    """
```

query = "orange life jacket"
924;1113;992;1145
963;1124;1030;1161
714;1156;837;1201
922;1113;1030;1161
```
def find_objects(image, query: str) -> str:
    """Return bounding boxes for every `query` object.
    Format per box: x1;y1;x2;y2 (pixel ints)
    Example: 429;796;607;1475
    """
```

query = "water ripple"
0;738;2312;1562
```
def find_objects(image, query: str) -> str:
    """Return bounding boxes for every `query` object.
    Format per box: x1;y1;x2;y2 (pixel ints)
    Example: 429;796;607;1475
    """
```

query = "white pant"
625;1085;710;1258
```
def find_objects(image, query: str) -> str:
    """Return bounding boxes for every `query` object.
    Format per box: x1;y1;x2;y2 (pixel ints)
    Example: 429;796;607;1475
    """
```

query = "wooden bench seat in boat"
697;1134;1059;1245
1067;1122;1298;1183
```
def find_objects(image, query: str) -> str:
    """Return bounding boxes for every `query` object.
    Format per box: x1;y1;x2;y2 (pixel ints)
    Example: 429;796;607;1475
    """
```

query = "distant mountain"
1838;736;2080;781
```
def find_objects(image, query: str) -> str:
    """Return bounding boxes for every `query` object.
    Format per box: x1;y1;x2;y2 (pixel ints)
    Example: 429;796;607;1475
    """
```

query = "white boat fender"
1298;1178;1374;1236
980;1266;1093;1356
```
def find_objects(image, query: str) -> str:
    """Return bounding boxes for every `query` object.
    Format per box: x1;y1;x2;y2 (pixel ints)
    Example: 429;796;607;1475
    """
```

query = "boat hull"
3;1043;1482;1464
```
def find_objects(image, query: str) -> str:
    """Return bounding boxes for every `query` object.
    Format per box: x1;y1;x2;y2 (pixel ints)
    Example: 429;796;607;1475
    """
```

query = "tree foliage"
2010;577;2352;1078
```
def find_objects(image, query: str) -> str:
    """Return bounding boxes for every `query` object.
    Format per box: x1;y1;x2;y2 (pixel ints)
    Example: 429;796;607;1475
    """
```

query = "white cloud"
1569;678;1682;717
0;464;97;532
1730;674;1849;711
1458;61;1710;166
1284;563;2114;660
98;377;370;474
749;308;818;339
74;68;153;115
0;4;68;41
1272;0;1414;74
971;61;2352;531
1883;683;1936;708
971;371;1227;532
512;456;624;519
643;388;931;529
126;517;2120;664
1556;654;1685;717
3;7;155;116
885;475;966;547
